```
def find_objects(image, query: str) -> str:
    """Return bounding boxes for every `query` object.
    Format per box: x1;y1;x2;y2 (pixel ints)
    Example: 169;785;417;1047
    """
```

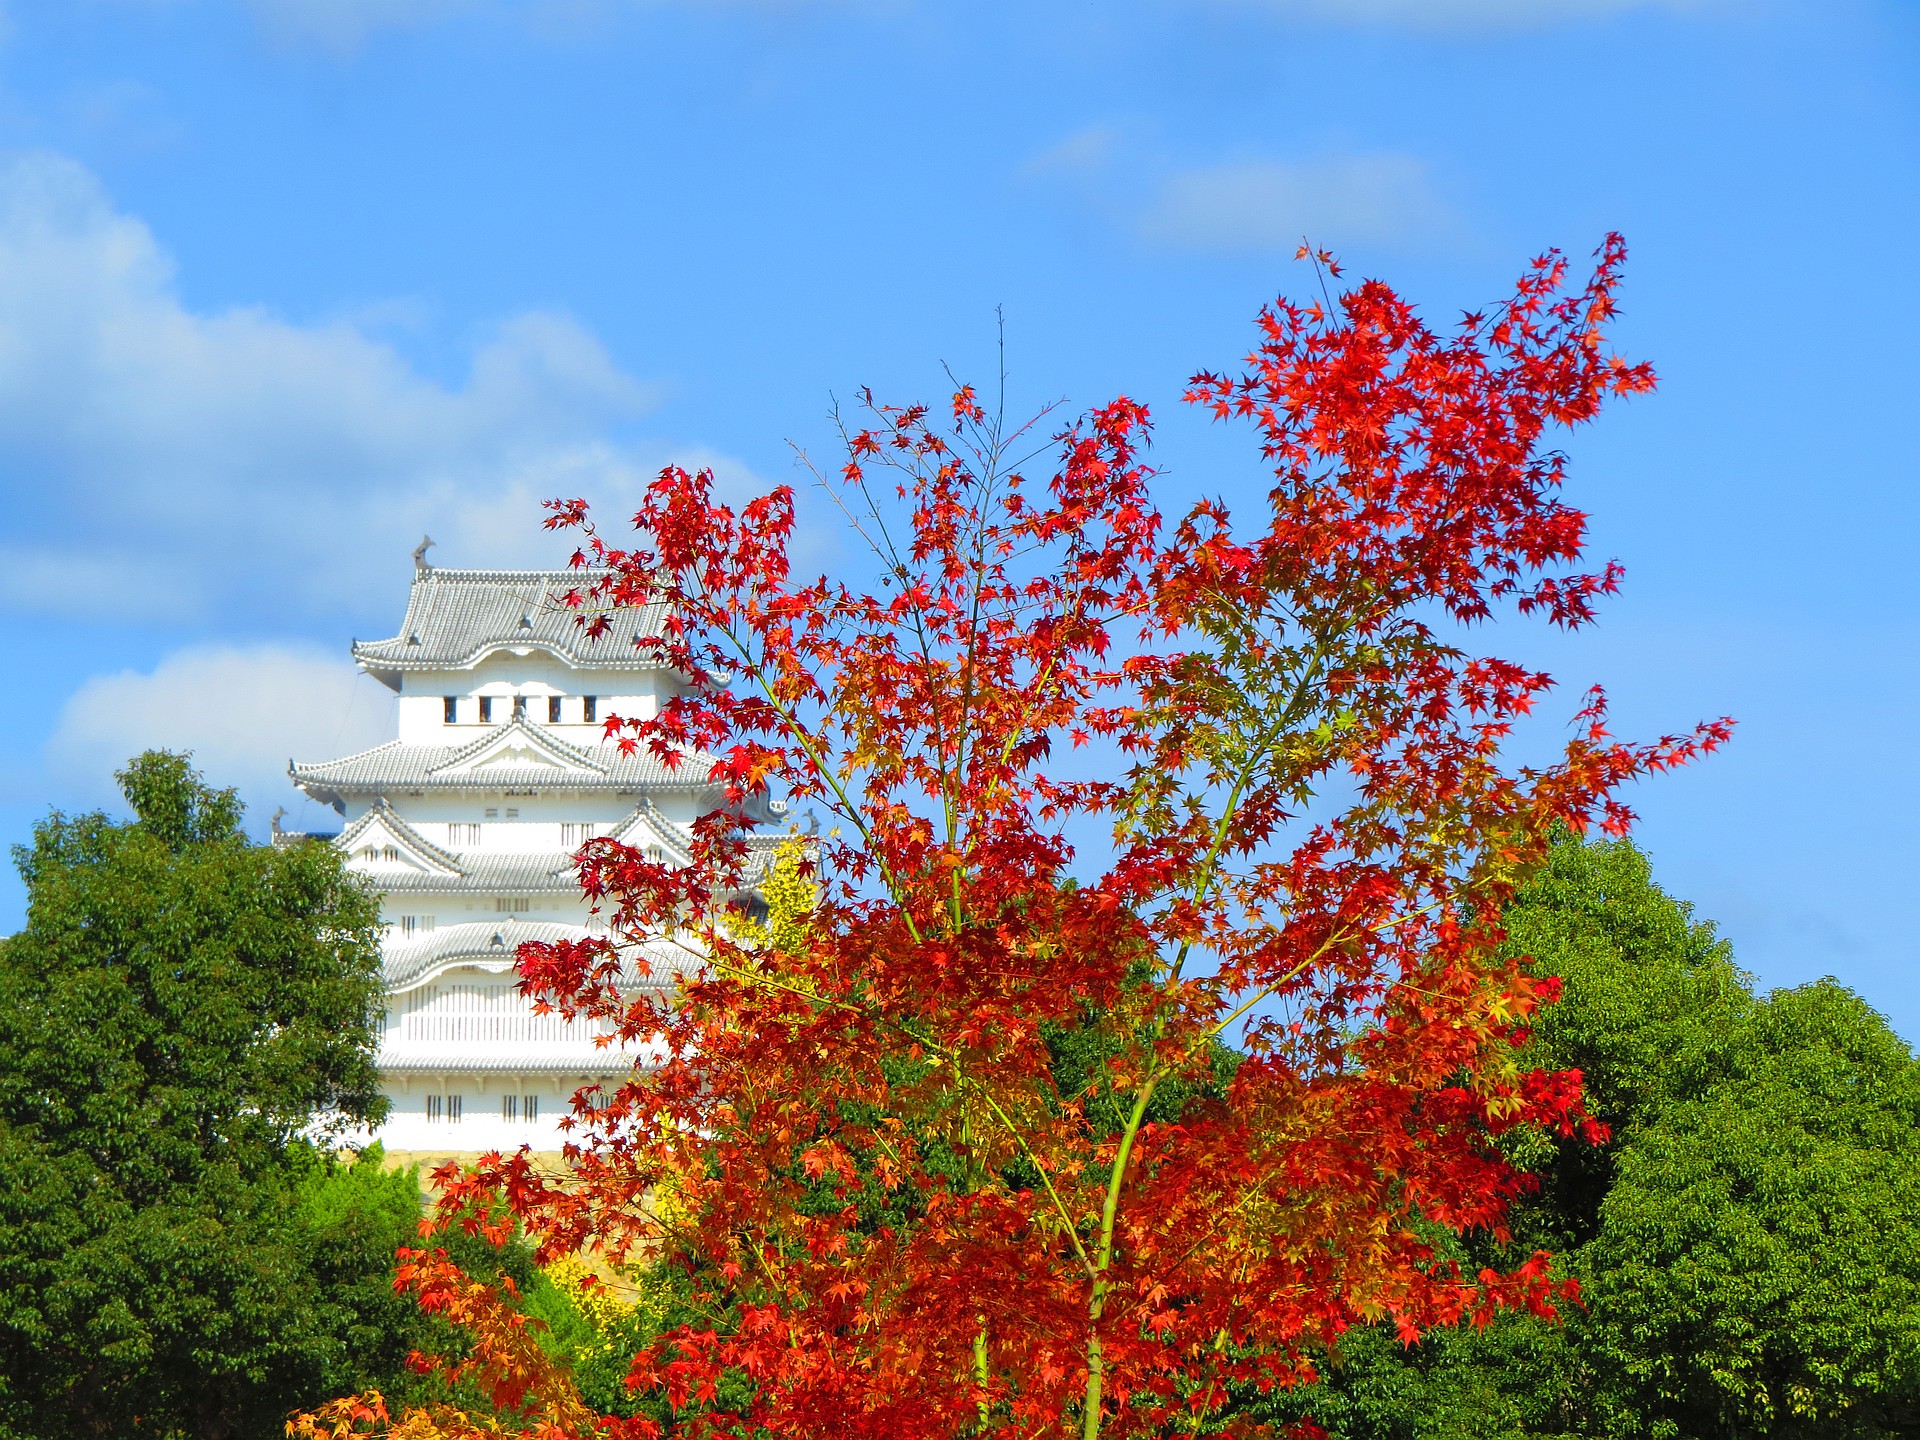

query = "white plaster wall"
342;796;646;851
377;893;605;930
372;964;642;1151
376;1074;617;1152
393;654;674;744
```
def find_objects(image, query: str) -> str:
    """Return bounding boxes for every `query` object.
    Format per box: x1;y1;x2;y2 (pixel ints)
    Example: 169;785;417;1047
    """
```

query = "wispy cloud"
1026;127;1460;256
1139;153;1457;254
1022;125;1125;182
1225;0;1721;32
234;0;892;52
239;0;479;51
0;151;762;628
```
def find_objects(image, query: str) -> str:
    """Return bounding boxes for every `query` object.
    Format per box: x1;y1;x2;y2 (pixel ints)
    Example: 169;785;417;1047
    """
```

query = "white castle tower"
290;553;774;1159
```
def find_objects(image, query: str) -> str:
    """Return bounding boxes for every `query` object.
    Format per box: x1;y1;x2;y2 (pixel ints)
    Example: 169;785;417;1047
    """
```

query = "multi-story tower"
290;556;769;1158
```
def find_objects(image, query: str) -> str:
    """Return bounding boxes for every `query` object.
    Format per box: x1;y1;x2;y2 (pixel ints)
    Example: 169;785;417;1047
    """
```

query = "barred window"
502;1094;540;1122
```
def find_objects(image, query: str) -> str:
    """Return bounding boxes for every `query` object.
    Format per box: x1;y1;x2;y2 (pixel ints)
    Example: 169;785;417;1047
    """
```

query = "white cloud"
1022;126;1124;182
1231;0;1719;30
45;643;396;830
0;150;757;626
1137;153;1456;255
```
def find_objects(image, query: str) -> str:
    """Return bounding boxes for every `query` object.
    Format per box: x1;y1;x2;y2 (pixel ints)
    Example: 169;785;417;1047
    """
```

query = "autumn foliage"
299;237;1729;1440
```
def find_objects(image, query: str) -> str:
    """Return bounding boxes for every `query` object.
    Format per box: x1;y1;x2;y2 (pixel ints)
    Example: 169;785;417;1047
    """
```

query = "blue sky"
0;0;1913;1037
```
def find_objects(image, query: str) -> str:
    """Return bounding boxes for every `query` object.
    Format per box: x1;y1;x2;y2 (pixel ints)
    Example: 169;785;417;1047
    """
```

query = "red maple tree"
297;237;1729;1440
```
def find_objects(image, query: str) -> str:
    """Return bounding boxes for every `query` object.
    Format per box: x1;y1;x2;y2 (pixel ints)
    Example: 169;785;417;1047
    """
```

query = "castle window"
560;822;595;846
496;897;531;914
502;1094;518;1120
504;807;519;818
449;823;481;846
582;696;597;723
548;696;563;723
523;1094;539;1122
443;696;459;724
427;1094;461;1123
485;807;499;819
478;696;494;723
382;845;400;863
397;914;435;936
512;695;527;721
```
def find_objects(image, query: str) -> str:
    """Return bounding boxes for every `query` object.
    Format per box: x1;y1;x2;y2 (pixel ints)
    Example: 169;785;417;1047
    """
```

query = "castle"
290;553;776;1157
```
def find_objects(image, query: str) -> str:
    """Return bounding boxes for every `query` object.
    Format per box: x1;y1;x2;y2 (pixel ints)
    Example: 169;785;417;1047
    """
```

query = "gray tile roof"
373;852;581;893
353;567;669;687
291;718;719;807
375;1047;649;1076
339;799;465;873
336;795;784;893
383;918;693;991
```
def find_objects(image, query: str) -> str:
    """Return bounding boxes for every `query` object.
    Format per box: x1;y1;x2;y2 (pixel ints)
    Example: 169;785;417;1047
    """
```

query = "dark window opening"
478;696;494;723
512;694;527;721
548;695;563;723
582;696;597;723
443;696;458;724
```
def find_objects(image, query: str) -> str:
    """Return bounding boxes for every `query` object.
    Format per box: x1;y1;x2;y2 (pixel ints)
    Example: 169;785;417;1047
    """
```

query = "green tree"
1580;980;1920;1437
1264;837;1920;1440
0;752;400;1439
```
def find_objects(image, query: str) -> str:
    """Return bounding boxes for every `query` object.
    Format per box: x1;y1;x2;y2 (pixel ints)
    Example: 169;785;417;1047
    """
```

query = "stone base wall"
372;1149;642;1300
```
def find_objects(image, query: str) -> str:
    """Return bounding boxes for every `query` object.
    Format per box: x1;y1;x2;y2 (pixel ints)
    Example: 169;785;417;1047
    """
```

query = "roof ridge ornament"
413;535;435;571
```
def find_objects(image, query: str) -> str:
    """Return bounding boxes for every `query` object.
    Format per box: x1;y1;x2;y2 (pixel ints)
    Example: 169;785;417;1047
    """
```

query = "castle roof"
382;917;694;992
337;795;714;894
353;566;669;690
292;718;716;808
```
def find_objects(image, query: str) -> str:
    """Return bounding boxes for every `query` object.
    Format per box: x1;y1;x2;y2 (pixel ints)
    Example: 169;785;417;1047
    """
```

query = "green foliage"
517;1255;752;1423
1581;981;1920;1437
289;1143;434;1398
1259;836;1920;1440
0;752;405;1440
